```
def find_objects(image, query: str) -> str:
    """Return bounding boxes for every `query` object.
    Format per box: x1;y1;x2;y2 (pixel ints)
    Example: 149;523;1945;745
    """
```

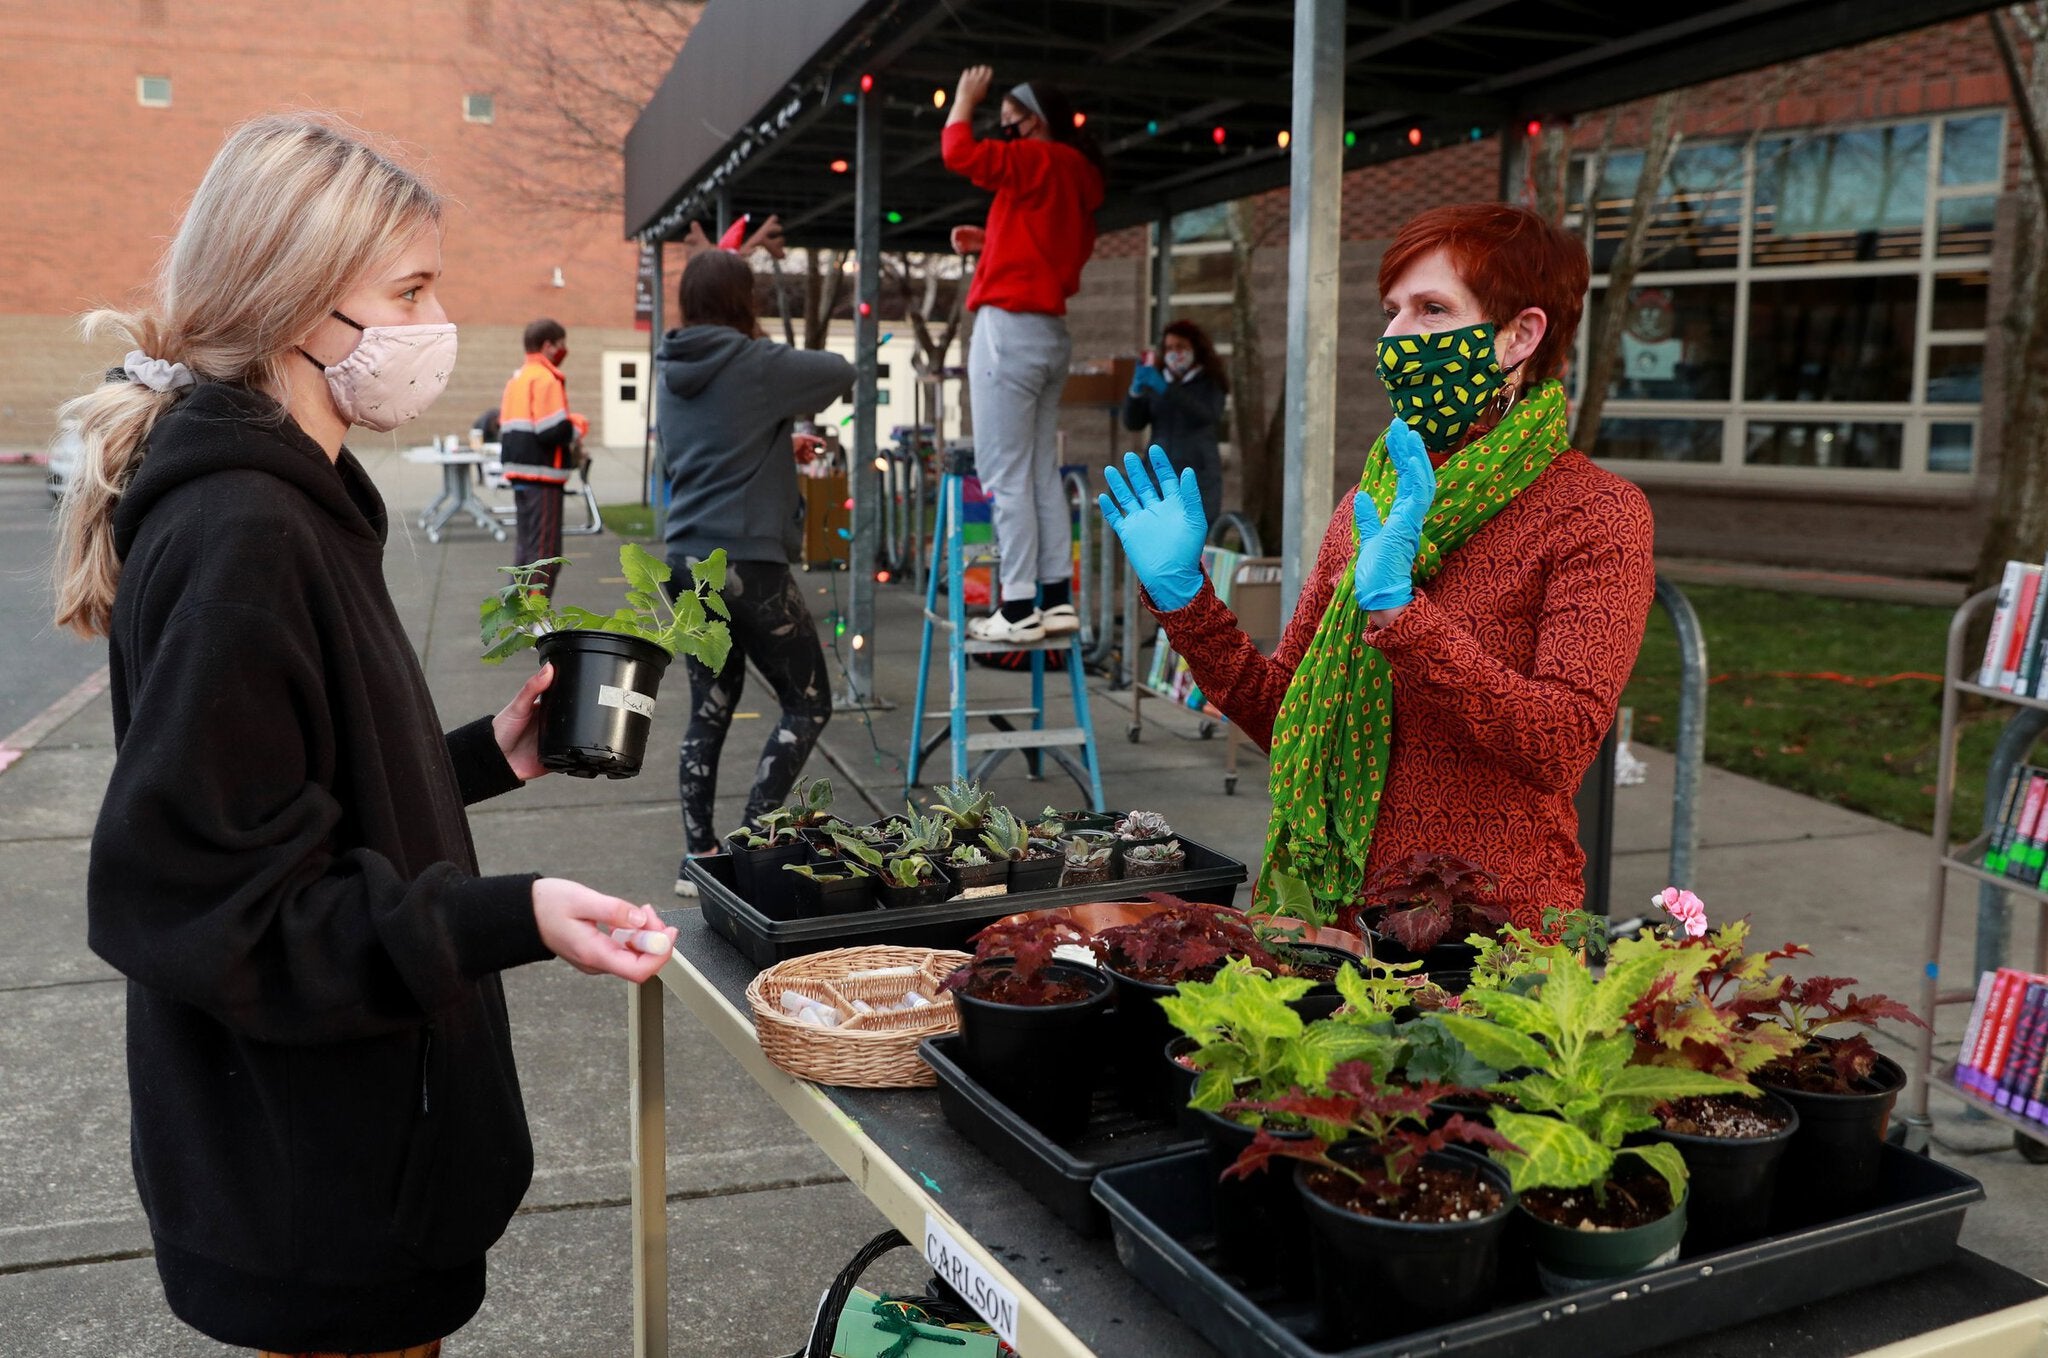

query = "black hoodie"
90;383;554;1349
655;325;853;564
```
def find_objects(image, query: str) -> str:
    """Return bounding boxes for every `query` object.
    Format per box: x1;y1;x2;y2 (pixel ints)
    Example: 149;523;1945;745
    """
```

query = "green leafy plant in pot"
780;858;876;917
481;543;730;779
1160;959;1402;1293
979;806;1061;893
1354;851;1510;974
1608;892;1806;1249
722;807;807;920
943;914;1111;1141
1433;938;1753;1295
874;846;954;911
946;841;1007;894
1226;1060;1519;1344
928;777;995;836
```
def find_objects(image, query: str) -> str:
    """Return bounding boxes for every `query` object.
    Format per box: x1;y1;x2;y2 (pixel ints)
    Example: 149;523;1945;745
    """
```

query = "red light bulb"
830;158;849;173
859;74;874;93
1407;127;1422;147
1526;119;1543;138
1211;126;1227;146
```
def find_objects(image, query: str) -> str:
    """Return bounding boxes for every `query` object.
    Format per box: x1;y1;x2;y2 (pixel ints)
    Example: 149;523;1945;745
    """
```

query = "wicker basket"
745;946;972;1089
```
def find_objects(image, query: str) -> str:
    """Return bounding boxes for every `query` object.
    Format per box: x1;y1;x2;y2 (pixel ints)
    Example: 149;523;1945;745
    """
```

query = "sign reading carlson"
922;1212;1020;1346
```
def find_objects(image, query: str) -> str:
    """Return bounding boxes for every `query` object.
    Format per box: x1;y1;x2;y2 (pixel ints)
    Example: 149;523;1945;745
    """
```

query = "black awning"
624;0;2006;249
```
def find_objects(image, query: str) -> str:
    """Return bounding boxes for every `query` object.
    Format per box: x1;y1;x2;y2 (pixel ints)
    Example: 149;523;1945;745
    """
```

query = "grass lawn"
598;502;658;542
1622;583;2002;838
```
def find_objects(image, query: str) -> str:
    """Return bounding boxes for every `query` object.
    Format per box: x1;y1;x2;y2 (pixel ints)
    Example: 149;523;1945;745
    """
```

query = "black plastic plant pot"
1200;1108;1316;1298
1520;1182;1688;1295
876;863;956;911
787;868;876;919
952;960;1113;1142
1649;1091;1800;1252
1050;810;1119;833
1278;942;1364;1023
1105;964;1183;1115
1764;1052;1907;1224
1164;1036;1205;1138
1368;927;1482;976
950;858;1009;894
534;630;671;779
722;831;809;921
1007;850;1064;894
1296;1145;1516;1345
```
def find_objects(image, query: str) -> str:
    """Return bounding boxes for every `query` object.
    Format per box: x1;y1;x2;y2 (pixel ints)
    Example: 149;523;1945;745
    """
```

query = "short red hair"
1376;203;1589;385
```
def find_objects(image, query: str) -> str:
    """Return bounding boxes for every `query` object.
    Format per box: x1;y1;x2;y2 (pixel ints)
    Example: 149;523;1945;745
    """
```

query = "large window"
1575;111;2001;483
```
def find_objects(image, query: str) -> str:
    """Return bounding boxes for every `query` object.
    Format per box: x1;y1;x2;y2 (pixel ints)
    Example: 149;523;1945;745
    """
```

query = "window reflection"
1592;143;1745;272
1931;272;1991;331
1942;115;2004;186
1594;418;1722;463
1925;346;1984;404
1745;276;1917;402
1752;124;1927;265
1929;422;1975;473
1745;421;1903;470
1937;195;1997;258
1591;285;1736;400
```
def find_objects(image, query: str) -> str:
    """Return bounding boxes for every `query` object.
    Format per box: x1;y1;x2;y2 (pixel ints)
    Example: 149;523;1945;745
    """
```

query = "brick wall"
0;1;645;447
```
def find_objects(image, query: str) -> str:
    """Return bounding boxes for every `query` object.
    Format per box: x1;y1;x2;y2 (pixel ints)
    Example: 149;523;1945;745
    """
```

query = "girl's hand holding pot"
1352;418;1437;616
534;878;678;983
1098;445;1207;611
492;662;555;782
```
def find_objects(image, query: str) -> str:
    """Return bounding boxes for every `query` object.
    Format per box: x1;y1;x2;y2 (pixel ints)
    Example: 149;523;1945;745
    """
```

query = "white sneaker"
966;609;1046;643
675;853;714;898
1041;604;1080;636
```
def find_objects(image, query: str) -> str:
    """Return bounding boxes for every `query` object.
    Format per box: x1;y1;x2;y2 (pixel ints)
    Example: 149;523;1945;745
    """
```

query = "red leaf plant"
1751;974;1930;1095
1351;852;1509;953
1221;1061;1518;1213
1091;896;1285;985
942;914;1092;1005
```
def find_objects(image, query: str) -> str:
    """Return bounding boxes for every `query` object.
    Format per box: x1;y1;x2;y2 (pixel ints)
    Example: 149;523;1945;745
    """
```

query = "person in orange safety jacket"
498;318;586;597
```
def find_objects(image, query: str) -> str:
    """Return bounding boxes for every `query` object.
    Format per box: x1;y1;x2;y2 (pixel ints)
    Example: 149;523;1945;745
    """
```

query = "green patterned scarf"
1257;378;1571;916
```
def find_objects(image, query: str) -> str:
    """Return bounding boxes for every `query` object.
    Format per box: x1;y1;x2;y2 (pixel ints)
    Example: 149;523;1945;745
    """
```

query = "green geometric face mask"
1376;321;1507;453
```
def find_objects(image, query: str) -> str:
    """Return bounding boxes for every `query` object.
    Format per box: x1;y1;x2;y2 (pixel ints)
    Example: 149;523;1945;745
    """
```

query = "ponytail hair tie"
122;350;196;393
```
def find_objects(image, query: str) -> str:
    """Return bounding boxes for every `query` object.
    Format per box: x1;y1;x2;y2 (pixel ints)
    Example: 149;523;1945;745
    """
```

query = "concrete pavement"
0;441;2039;1354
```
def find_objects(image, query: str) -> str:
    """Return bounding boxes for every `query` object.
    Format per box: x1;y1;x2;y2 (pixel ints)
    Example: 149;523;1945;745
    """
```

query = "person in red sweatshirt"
942;65;1104;643
1100;203;1656;934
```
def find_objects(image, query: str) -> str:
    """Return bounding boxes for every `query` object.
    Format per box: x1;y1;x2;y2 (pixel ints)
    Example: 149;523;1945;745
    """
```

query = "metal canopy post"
642;240;664;509
841;84;884;708
1279;0;1344;618
1150;210;1173;343
715;186;732;240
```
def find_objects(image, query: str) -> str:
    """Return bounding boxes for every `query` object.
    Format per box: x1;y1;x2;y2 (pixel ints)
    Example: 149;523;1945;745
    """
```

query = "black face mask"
996;120;1028;142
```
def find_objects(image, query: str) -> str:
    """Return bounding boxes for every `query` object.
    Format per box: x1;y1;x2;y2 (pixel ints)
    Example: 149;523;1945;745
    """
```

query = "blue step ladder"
905;446;1105;810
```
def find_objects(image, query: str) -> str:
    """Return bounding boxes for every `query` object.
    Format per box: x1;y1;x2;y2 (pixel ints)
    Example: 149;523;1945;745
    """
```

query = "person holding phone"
1122;318;1229;525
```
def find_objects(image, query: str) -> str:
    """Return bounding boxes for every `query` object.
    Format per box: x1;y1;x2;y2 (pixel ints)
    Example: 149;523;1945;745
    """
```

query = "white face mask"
1163;348;1196;377
299;310;458;432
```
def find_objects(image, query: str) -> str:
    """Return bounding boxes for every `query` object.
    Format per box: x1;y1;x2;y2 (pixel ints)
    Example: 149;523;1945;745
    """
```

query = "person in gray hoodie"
657;248;854;894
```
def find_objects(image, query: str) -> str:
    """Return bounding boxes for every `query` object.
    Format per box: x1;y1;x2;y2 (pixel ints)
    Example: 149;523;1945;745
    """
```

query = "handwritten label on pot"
596;684;656;720
923;1213;1018;1346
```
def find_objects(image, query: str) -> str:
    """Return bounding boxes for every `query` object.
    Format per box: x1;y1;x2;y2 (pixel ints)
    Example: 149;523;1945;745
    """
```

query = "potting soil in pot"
1652;1092;1798;1252
1657;1094;1790;1139
1304;1162;1504;1223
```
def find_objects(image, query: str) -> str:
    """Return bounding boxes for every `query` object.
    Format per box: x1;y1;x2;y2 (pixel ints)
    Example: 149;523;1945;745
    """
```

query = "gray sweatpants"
968;306;1073;604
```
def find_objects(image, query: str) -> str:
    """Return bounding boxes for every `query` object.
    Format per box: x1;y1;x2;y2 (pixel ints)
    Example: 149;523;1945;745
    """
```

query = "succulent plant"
978;805;1032;861
949;843;991;867
931;777;994;832
901;804;955;855
1125;838;1184;865
1063;839;1114;871
1116;809;1174;841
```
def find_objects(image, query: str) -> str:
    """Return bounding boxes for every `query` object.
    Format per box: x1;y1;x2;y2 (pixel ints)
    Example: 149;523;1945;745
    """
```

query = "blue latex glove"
1099;445;1207;611
1129;364;1168;398
1352;418;1437;613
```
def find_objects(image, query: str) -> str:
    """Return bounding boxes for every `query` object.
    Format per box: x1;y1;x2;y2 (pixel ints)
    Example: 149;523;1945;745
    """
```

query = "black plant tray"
690;835;1247;968
1092;1146;1984;1358
919;1033;1200;1237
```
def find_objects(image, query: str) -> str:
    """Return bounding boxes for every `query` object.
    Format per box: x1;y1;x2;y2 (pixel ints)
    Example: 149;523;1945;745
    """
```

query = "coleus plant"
1355;851;1510;953
1222;1060;1518;1208
1159;960;1403;1116
943;913;1091;1003
1747;974;1929;1094
1092;899;1285;985
1433;938;1753;1208
481;542;732;668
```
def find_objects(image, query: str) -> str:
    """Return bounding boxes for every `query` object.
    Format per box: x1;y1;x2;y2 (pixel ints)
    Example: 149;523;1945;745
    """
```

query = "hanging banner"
634;241;658;332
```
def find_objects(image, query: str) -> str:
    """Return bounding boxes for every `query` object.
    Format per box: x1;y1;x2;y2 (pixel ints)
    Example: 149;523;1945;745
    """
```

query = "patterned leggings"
670;559;833;854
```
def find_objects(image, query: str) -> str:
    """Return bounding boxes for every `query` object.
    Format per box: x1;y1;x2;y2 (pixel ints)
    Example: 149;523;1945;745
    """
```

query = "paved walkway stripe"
0;664;110;776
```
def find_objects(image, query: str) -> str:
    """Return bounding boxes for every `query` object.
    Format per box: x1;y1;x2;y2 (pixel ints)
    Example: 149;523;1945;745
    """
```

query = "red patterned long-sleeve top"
1155;450;1656;928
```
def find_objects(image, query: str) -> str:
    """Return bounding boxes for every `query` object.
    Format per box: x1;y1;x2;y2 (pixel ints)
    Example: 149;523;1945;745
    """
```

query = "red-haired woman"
1123;318;1229;522
1100;203;1654;931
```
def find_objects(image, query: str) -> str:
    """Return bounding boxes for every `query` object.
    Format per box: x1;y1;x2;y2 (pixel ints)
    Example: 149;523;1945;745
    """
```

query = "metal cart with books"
1907;582;2048;1161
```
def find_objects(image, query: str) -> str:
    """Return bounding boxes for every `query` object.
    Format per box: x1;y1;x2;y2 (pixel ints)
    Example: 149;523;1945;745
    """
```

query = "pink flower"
1653;887;1708;938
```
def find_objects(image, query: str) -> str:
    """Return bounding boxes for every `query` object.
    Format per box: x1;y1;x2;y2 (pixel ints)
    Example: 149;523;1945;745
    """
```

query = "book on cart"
1955;967;2048;1125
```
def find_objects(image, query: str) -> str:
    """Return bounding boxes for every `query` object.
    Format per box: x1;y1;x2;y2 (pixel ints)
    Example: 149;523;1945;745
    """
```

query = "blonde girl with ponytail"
61;114;673;1355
